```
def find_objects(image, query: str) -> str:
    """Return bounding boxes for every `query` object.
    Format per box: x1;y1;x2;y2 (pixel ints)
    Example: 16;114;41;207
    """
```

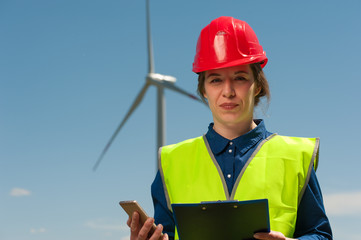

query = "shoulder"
268;134;319;151
161;136;205;154
265;134;320;170
159;136;205;174
159;136;207;169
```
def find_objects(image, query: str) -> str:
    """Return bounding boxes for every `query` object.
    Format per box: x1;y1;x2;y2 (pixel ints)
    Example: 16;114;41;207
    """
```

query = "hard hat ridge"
192;16;267;73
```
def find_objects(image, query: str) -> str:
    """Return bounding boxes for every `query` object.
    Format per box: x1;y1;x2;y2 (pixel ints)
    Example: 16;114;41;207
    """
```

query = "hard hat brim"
192;56;268;73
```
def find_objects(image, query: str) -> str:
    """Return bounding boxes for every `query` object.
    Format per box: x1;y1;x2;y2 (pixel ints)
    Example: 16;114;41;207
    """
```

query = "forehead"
205;64;251;77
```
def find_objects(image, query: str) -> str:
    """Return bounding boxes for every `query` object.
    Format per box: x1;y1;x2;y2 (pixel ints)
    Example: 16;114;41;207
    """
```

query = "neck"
213;120;257;140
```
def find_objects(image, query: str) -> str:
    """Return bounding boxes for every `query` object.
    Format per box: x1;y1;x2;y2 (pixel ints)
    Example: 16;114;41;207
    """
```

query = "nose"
222;79;235;98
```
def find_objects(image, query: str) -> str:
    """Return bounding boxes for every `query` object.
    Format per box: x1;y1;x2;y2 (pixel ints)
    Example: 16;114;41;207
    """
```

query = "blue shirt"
151;120;332;239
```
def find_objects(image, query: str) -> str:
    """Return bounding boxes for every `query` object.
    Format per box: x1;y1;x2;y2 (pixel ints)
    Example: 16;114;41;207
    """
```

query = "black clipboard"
171;199;270;240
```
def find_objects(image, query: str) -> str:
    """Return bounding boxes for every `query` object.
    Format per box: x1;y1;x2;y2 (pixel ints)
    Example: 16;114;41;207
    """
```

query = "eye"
235;76;247;81
208;78;222;84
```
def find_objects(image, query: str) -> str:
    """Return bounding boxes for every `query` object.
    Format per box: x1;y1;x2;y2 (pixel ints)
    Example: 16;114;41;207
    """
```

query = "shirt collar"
205;119;267;155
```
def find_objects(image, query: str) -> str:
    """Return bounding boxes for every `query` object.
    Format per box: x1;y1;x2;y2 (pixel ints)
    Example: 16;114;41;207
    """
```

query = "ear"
203;91;208;99
254;86;261;97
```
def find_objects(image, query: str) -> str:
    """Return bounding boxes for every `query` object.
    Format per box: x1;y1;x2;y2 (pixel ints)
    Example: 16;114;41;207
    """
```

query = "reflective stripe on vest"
159;134;319;238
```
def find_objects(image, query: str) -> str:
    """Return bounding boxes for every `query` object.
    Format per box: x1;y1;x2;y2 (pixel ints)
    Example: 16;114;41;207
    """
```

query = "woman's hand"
127;211;168;240
254;231;298;240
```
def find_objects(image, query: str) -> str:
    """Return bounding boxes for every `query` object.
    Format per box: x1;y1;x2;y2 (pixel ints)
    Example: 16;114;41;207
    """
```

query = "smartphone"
119;200;163;239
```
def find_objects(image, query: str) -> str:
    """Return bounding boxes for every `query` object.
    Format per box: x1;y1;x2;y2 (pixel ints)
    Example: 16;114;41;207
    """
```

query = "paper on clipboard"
171;198;270;240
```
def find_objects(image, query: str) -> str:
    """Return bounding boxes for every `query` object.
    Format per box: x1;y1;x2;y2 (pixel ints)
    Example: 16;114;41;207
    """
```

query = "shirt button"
227;174;231;179
228;149;232;153
229;142;233;145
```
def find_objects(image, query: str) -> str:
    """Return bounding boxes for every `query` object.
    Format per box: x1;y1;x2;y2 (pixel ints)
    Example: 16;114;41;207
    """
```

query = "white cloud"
84;218;128;232
10;187;31;197
324;190;361;216
30;228;46;234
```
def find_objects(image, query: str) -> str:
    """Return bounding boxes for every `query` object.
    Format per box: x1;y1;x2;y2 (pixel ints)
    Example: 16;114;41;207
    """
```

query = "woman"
128;16;332;240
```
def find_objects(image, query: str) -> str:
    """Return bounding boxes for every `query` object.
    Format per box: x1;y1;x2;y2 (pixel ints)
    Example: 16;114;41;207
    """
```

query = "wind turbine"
93;0;205;171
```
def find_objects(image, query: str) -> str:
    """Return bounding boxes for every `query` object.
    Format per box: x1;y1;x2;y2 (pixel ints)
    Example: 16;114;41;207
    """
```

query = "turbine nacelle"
92;0;206;171
147;73;177;84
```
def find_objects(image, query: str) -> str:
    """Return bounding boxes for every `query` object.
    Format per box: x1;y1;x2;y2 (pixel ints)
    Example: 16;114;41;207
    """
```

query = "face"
203;64;259;129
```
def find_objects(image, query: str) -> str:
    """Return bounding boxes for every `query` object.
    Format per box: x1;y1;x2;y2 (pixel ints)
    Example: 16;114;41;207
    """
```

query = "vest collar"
205;119;267;155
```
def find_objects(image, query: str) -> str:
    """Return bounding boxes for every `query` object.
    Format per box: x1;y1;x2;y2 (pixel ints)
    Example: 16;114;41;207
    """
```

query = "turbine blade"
93;83;150;171
161;81;207;106
146;0;154;73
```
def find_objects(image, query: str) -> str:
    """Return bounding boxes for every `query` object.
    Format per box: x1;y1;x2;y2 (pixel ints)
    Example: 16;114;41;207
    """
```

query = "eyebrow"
234;70;249;75
206;70;249;79
206;73;221;78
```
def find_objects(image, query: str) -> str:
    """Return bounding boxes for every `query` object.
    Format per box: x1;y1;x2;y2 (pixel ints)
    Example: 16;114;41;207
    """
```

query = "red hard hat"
192;16;268;73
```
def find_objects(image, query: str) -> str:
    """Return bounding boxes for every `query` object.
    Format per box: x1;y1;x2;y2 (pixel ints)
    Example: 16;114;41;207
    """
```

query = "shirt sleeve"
151;170;175;240
294;169;333;240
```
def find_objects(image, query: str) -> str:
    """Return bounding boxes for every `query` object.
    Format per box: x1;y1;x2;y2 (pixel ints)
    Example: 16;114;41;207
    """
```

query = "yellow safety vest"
159;134;319;239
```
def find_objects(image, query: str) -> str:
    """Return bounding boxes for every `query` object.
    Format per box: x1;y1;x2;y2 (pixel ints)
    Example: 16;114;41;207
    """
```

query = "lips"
219;103;238;110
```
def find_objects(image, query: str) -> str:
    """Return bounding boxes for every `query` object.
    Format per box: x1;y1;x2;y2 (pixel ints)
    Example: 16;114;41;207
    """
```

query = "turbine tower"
93;0;205;171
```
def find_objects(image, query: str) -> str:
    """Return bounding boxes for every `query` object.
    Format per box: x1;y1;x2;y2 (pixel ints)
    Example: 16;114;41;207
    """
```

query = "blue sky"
1;0;361;239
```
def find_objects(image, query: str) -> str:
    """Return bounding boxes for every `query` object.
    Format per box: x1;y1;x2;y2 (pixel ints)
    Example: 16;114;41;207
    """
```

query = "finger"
163;233;169;240
254;232;271;240
149;224;163;240
138;217;155;240
254;231;286;240
127;217;131;227
130;212;140;236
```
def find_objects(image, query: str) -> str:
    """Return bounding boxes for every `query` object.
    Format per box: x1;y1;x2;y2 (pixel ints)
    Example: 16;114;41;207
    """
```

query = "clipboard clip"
200;200;238;204
200;200;239;210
